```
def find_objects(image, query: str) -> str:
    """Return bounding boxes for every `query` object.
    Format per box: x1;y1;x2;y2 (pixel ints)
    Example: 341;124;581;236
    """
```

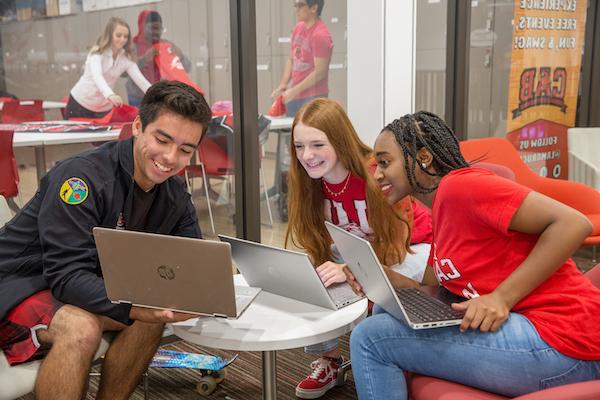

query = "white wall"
347;0;415;147
347;0;384;146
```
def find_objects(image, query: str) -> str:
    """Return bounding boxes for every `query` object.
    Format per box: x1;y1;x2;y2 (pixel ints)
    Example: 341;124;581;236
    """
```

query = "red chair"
0;99;44;123
184;115;274;234
0;130;21;214
409;375;600;400
460;137;600;261
471;161;516;181
184;135;235;235
409;262;600;400
118;123;133;140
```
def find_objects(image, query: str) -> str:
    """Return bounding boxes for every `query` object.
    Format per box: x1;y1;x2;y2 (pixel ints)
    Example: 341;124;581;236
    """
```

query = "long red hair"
285;99;411;266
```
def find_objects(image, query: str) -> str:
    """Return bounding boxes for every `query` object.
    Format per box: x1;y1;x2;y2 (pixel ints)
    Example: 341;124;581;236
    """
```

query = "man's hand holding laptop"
130;306;197;324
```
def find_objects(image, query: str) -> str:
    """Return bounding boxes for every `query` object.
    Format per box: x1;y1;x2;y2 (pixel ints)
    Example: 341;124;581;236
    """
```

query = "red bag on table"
70;104;138;125
110;104;139;122
154;42;204;95
268;95;286;117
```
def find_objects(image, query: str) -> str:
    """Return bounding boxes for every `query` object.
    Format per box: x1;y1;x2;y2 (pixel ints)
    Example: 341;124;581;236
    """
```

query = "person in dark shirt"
126;10;192;107
0;80;211;399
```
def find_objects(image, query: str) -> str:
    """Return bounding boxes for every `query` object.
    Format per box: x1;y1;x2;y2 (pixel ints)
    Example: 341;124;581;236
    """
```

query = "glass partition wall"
1;1;238;238
255;0;348;247
0;0;349;245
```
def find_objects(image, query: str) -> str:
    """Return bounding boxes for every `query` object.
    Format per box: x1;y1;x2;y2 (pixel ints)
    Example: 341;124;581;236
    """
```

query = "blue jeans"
350;306;600;400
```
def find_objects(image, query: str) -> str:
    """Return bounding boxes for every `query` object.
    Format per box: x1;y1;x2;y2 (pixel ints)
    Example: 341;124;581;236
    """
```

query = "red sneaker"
295;357;346;399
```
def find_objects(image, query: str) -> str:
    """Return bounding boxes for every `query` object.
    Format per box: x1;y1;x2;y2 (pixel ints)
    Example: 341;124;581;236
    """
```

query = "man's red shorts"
0;289;63;365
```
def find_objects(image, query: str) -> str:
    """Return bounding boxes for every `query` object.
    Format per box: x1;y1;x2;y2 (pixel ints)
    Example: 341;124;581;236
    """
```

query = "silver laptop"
93;228;260;319
324;221;464;329
218;234;363;310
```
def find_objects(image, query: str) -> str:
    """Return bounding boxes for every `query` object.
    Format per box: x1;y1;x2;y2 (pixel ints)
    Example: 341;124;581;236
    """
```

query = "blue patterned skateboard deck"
150;350;238;370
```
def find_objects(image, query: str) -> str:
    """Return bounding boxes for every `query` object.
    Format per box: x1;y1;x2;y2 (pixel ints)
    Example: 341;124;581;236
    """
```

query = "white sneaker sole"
295;379;341;399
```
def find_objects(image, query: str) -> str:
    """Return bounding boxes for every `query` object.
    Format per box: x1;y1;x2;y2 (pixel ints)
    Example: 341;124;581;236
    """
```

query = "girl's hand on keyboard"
343;266;364;295
452;292;510;333
317;261;348;287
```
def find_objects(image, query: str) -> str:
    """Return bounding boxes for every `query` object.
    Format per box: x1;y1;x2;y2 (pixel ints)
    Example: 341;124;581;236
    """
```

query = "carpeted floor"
19;335;357;400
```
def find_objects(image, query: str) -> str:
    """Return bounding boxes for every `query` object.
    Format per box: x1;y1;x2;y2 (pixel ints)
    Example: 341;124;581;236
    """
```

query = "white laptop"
324;221;465;329
218;234;364;310
93;228;261;319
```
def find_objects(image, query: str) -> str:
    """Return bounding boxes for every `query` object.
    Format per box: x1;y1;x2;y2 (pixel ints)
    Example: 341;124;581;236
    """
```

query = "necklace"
322;172;351;197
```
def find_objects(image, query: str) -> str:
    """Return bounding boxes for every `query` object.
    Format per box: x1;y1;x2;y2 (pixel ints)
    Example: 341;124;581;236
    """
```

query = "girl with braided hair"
349;111;600;400
286;99;435;399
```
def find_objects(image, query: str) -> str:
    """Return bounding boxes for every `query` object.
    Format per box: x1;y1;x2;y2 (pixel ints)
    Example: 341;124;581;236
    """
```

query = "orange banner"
506;0;587;179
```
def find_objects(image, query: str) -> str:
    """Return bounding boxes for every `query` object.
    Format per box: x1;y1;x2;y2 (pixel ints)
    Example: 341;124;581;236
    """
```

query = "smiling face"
111;23;129;52
373;130;415;204
293;122;348;183
132;111;203;191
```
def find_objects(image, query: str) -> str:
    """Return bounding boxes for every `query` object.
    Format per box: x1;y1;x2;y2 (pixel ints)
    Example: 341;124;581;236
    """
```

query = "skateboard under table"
150;349;238;395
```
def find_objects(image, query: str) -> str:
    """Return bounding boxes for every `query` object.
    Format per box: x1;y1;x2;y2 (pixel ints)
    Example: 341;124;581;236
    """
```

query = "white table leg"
261;350;277;400
34;146;46;184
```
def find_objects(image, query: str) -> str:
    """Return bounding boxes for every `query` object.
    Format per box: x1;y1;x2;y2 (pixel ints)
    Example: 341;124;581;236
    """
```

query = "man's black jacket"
0;137;201;323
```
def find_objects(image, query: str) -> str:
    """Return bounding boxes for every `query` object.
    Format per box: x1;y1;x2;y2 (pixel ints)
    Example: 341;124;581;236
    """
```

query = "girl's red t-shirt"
429;168;600;360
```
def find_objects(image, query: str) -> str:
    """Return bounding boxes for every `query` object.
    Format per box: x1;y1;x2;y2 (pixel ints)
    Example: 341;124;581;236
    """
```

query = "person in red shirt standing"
349;111;600;400
287;99;435;399
271;0;333;117
126;10;192;107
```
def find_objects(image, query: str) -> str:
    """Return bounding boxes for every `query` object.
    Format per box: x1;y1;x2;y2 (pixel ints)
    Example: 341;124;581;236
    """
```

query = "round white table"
172;275;368;400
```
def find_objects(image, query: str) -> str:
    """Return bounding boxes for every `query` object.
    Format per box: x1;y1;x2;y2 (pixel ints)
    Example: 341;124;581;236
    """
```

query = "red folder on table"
70;104;138;125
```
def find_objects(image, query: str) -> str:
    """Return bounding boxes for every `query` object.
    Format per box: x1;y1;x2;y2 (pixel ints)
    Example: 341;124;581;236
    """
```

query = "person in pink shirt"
271;0;333;117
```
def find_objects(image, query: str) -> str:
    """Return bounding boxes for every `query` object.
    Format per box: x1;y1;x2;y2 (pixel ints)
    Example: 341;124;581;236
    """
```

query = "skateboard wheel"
196;377;217;396
214;368;227;384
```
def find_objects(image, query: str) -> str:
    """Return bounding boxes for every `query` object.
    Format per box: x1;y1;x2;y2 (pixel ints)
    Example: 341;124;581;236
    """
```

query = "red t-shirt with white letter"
429;168;600;360
322;173;432;244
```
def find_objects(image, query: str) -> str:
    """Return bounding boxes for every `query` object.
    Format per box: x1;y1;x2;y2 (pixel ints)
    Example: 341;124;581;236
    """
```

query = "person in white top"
65;17;151;119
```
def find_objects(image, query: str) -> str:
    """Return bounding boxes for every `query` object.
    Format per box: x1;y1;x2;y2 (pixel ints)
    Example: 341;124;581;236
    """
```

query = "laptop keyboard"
235;294;250;311
328;282;362;308
234;286;261;316
394;287;464;323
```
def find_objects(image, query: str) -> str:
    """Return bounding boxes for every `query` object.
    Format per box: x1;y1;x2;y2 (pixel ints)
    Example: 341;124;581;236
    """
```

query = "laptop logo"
157;265;175;280
355;261;368;279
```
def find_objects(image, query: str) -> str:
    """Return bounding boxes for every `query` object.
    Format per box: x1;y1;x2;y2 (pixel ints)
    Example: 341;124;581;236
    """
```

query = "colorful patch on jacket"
59;177;89;205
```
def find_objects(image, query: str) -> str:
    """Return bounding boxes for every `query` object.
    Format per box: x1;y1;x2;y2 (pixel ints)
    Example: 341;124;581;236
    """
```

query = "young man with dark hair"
0;80;211;399
271;0;333;117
